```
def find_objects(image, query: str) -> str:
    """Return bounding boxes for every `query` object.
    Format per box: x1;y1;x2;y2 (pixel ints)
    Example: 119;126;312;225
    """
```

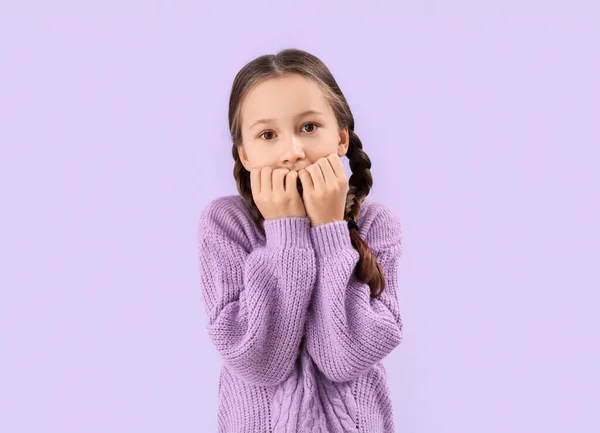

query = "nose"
281;136;305;167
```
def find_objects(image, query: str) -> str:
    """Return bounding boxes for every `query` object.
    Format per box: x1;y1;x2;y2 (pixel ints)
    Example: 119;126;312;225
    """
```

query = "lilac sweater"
197;194;404;433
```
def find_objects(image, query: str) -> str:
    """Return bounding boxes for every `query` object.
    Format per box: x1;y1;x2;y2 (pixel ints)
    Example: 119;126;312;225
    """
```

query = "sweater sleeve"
305;204;403;383
197;200;317;386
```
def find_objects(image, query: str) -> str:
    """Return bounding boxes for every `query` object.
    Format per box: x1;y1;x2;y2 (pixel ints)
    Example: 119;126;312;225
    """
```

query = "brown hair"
228;48;386;298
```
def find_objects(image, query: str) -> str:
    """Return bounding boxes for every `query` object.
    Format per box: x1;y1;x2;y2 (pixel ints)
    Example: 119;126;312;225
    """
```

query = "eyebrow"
248;110;324;130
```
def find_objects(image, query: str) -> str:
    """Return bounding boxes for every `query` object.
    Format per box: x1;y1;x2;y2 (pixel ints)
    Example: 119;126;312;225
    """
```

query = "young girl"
197;48;404;433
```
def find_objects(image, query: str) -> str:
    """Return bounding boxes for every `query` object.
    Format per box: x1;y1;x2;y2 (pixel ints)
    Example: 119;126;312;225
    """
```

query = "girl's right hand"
250;167;307;220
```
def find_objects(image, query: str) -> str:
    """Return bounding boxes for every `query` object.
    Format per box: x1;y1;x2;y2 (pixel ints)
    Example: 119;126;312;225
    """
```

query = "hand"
250;166;307;220
298;153;348;226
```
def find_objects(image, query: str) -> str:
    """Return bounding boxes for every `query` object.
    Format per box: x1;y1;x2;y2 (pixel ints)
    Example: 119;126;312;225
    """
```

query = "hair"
228;48;386;298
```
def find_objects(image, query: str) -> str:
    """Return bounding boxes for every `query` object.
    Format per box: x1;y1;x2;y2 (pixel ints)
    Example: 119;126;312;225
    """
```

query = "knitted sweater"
197;194;404;433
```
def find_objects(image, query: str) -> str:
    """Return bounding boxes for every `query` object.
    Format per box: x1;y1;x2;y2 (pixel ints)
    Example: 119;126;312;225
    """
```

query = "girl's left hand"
298;153;348;227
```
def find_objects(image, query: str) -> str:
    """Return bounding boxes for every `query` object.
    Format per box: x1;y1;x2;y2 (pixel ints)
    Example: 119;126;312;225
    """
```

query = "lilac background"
1;1;599;432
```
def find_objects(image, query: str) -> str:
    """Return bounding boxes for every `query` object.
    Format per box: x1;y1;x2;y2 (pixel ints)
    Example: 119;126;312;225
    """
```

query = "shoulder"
359;198;403;251
197;195;257;249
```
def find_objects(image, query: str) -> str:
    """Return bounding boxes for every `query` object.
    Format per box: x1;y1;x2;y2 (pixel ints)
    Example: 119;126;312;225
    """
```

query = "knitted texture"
197;194;403;432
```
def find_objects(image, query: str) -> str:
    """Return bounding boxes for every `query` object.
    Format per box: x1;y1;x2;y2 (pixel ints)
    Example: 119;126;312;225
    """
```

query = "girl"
197;48;404;433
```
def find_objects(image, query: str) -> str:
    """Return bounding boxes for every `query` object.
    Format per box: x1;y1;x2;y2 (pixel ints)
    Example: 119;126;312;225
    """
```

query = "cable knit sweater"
197;194;404;433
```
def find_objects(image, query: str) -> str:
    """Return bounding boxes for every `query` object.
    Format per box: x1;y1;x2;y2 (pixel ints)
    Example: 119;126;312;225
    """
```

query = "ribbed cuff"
310;220;355;257
263;217;313;249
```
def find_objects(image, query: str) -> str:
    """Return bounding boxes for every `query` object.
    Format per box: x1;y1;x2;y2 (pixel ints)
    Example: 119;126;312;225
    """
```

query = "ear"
337;127;349;157
237;145;252;171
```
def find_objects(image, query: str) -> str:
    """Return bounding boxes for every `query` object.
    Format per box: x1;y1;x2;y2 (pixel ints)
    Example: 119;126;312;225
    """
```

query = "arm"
197;199;316;386
305;204;403;382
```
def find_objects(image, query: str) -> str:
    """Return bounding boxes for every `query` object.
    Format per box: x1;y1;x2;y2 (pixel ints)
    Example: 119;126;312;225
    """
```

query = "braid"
345;129;386;298
344;130;372;220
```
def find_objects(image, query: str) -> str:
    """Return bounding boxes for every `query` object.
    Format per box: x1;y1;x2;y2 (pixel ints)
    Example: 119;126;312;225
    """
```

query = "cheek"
303;131;334;153
316;129;339;148
244;147;275;168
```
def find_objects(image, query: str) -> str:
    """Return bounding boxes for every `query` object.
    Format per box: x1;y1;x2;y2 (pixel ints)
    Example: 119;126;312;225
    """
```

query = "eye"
301;123;318;133
259;131;276;140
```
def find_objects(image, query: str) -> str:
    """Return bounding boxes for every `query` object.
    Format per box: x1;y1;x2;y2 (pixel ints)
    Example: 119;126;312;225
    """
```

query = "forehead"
241;74;331;123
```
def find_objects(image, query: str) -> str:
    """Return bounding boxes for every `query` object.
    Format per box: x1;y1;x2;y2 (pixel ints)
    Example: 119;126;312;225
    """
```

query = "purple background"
1;1;598;432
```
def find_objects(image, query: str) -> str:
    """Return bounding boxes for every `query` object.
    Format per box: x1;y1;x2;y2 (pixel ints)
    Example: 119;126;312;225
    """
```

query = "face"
237;74;349;179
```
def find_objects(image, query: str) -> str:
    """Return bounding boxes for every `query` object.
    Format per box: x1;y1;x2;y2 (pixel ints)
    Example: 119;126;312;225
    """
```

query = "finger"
307;164;325;190
250;168;261;195
327;153;346;179
272;168;288;195
261;166;273;192
285;170;298;194
298;168;314;191
316;158;337;186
